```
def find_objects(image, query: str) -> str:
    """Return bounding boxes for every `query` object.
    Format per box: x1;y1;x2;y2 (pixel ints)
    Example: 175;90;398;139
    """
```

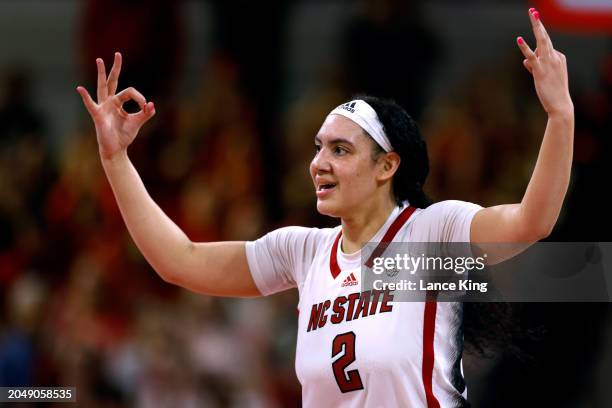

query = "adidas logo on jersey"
341;272;358;287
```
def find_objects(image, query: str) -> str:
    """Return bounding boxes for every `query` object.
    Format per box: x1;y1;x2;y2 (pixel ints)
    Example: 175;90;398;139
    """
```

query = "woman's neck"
340;197;397;254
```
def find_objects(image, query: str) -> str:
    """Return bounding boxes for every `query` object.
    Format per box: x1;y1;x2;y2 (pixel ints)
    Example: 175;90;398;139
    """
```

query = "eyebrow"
314;136;355;147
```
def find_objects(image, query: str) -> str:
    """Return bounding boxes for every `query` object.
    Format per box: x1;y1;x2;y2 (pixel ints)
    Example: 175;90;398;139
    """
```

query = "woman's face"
310;114;383;218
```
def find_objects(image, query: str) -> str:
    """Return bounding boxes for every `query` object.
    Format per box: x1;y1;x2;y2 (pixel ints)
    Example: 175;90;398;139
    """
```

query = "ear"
377;152;401;182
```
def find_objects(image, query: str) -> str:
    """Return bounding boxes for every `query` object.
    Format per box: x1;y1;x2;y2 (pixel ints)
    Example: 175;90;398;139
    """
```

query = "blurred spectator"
80;0;185;103
0;69;55;291
281;67;347;227
0;273;47;386
424;52;543;206
211;1;292;222
80;0;187;207
0;68;45;145
342;0;442;120
171;52;265;242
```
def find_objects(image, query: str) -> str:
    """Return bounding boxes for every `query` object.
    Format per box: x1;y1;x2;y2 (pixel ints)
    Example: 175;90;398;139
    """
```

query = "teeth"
319;184;336;190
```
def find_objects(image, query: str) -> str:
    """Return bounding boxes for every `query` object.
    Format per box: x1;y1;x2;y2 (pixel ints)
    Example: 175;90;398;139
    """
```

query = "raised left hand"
517;8;573;116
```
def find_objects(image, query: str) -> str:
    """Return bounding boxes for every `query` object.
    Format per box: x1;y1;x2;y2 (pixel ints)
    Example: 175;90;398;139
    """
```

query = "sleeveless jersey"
246;200;482;407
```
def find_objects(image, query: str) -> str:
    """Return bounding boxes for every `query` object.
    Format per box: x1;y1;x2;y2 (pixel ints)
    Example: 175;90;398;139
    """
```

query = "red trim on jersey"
365;206;417;268
422;291;440;408
329;206;416;279
330;231;343;279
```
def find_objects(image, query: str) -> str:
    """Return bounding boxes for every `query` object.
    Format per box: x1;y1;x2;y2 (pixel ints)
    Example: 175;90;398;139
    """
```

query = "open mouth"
318;183;337;191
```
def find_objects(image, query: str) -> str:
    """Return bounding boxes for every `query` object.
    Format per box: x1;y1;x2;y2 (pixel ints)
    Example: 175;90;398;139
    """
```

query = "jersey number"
331;331;364;393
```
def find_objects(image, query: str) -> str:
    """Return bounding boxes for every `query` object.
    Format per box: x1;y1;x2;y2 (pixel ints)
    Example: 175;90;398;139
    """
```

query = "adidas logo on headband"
329;100;393;152
338;101;357;113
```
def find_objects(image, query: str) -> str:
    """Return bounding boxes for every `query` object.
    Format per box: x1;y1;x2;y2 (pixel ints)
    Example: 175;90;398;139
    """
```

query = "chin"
316;200;346;219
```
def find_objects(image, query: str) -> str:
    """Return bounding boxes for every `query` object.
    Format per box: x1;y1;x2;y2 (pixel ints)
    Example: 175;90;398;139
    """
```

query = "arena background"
0;0;611;406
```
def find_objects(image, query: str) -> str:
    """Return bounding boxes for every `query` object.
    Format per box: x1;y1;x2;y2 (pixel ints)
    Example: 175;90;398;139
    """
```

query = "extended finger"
517;36;536;63
96;58;108;102
115;87;146;109
107;52;122;96
76;86;97;116
528;8;553;56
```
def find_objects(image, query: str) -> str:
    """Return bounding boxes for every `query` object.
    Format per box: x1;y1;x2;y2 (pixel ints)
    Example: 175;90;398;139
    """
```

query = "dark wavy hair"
357;95;432;208
356;95;539;359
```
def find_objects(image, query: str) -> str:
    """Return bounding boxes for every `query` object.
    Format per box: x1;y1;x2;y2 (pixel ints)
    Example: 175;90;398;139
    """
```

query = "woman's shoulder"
407;199;483;227
416;200;483;218
406;200;483;242
259;224;341;246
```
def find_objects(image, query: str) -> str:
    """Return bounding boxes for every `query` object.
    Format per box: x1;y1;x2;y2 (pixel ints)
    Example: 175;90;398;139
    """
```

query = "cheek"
309;161;316;181
340;169;367;197
340;166;374;193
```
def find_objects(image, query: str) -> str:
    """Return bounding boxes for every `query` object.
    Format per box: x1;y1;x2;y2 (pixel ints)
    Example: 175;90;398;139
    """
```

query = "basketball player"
77;9;572;407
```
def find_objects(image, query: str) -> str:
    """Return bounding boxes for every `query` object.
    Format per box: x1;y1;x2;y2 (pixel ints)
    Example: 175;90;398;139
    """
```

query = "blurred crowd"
1;1;611;407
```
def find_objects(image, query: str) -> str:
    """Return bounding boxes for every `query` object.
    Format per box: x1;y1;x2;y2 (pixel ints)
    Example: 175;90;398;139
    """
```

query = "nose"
310;147;332;175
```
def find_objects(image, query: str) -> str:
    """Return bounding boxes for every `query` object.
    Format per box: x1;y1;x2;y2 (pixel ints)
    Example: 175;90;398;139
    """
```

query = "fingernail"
533;11;540;20
529;7;535;14
517;37;524;45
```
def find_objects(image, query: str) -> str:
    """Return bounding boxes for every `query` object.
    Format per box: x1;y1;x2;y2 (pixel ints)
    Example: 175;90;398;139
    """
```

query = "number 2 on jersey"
331;331;364;393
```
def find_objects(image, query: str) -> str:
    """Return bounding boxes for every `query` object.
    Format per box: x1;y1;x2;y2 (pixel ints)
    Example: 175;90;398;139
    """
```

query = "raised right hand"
77;52;155;160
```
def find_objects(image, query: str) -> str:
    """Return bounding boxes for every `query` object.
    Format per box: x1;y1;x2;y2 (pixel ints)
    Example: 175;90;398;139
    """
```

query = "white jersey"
246;200;482;408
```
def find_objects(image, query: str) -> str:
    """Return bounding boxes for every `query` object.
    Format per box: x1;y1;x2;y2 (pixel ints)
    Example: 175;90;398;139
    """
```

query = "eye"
314;144;321;154
333;146;348;156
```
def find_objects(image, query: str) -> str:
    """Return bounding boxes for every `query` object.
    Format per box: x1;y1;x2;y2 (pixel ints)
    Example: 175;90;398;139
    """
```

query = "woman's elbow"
153;265;179;285
151;241;195;285
520;221;554;242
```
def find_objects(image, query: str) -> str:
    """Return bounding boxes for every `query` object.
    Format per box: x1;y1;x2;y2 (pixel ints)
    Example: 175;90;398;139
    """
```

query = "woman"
77;9;573;407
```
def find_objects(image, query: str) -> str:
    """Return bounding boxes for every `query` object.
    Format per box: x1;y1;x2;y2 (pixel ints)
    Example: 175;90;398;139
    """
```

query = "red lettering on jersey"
318;300;331;329
306;290;396;333
353;290;371;319
345;293;360;322
308;303;324;332
369;290;383;315
380;290;394;313
331;296;347;324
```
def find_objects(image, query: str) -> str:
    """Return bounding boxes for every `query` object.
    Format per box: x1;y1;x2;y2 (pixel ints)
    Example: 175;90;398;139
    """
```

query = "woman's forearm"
101;150;193;281
520;107;574;236
78;53;258;297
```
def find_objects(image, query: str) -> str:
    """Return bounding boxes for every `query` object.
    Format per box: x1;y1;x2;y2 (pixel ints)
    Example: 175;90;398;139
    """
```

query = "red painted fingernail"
517;37;524;45
529;7;535;13
533;11;540;20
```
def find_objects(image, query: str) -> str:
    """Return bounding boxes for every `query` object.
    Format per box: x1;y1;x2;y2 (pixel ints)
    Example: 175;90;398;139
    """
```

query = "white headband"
329;100;392;152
